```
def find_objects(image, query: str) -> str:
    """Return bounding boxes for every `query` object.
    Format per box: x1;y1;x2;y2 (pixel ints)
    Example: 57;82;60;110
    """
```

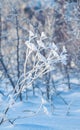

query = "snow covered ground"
0;80;80;130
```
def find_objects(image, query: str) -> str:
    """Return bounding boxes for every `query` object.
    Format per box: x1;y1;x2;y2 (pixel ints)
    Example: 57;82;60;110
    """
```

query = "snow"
0;84;80;130
0;1;80;130
1;66;80;130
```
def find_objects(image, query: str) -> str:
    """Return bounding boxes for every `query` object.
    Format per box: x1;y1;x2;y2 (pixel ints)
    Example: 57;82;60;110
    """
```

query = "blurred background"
0;0;80;99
